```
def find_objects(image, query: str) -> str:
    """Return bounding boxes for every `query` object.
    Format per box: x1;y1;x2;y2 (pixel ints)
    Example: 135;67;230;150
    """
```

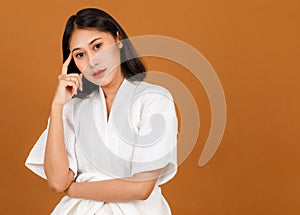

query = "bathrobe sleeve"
131;88;178;185
25;101;77;179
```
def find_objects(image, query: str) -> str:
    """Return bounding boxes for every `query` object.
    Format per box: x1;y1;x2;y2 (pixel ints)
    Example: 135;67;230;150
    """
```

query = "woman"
25;8;178;214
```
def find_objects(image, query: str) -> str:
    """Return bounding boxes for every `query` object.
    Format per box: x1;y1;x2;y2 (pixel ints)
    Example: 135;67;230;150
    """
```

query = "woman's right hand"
52;53;83;107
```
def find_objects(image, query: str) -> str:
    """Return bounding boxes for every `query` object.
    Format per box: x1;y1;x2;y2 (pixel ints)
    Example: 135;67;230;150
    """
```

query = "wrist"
50;103;64;119
51;102;64;112
66;182;78;198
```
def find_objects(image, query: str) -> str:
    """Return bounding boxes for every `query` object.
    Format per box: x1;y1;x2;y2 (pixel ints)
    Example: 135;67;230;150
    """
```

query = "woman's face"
69;28;123;86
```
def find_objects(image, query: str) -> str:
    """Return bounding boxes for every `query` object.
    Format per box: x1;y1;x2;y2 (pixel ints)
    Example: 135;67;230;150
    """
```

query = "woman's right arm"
44;54;82;192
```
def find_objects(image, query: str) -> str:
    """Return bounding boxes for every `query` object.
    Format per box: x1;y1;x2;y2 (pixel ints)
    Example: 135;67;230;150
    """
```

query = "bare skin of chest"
105;99;113;120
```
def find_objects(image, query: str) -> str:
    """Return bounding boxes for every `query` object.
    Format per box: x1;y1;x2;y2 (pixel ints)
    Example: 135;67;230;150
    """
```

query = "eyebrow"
71;37;102;52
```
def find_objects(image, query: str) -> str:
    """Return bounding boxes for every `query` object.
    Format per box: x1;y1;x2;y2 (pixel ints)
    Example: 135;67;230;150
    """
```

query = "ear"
116;31;123;49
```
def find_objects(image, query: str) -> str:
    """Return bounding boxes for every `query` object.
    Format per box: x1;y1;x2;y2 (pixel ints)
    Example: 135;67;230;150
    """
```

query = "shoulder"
132;81;174;102
134;81;172;95
129;81;175;113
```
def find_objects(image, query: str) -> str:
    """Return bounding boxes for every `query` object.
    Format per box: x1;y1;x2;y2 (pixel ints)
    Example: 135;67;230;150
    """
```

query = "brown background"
1;0;299;214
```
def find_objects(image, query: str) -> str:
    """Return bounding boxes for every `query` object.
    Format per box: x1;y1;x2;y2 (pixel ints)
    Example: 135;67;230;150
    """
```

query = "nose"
89;59;99;67
89;52;100;68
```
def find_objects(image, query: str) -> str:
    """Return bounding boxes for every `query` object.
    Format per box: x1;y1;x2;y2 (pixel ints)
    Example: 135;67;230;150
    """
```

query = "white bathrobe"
25;79;178;215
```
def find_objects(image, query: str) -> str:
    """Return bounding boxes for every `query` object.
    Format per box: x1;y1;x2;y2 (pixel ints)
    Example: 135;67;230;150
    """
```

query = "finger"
58;74;67;80
64;80;78;95
68;76;80;93
65;73;83;91
59;76;77;89
59;75;77;85
65;77;79;89
58;74;81;94
61;53;73;75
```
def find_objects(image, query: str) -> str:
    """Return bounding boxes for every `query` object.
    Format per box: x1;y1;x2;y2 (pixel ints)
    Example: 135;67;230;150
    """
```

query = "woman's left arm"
65;169;161;202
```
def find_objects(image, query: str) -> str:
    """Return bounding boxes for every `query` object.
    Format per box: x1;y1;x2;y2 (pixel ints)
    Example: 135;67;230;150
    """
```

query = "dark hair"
62;8;146;95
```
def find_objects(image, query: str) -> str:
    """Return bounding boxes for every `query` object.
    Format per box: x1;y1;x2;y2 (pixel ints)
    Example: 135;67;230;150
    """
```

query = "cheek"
112;46;121;59
104;47;121;65
74;59;87;73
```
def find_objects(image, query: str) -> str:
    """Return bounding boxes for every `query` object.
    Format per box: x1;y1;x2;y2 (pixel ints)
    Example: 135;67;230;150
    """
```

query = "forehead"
69;29;113;49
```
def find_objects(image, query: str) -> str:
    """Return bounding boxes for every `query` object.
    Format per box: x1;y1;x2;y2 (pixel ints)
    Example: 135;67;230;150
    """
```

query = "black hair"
62;8;146;95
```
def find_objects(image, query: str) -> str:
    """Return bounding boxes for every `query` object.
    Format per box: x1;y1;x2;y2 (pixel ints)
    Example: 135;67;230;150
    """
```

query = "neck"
102;72;124;101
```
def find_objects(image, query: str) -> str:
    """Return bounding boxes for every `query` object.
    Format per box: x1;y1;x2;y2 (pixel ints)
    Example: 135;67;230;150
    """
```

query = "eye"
93;43;102;50
75;52;85;58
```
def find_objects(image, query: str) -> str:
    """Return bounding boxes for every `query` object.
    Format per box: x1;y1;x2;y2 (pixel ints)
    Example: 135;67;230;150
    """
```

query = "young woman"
25;8;178;214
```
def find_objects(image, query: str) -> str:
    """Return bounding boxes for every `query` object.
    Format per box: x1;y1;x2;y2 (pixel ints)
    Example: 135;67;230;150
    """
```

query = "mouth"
92;68;107;78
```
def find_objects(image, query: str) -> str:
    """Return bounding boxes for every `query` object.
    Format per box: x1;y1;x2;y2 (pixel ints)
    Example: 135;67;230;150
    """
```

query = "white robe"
25;79;178;215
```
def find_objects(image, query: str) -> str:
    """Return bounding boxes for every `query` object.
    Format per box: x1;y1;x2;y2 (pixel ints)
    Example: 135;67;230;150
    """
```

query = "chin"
100;79;112;87
93;78;111;87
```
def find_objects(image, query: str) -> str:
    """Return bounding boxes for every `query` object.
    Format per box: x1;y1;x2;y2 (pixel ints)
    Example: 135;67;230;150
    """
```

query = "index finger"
61;53;73;75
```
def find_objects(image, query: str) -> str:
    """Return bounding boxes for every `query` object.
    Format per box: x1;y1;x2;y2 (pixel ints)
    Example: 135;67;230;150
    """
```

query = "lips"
92;68;107;78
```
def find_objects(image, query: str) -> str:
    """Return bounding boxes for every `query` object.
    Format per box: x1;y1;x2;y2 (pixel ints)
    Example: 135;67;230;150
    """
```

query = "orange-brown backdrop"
1;0;299;214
